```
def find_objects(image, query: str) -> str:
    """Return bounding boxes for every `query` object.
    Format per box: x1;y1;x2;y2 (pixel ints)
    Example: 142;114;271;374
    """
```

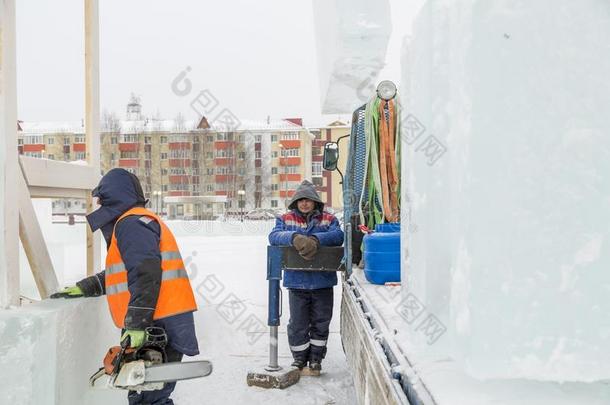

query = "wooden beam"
18;171;59;299
0;0;20;307
85;0;101;276
19;156;100;192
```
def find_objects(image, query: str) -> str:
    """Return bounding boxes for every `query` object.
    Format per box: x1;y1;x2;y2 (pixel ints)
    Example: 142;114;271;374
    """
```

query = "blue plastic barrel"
363;223;401;285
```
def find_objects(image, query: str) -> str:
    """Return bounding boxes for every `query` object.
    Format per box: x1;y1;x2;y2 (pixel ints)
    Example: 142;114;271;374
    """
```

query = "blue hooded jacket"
81;168;199;356
268;180;344;289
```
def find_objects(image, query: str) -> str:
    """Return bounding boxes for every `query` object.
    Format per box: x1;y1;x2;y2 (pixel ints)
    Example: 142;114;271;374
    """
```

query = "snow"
401;0;610;382
4;218;356;404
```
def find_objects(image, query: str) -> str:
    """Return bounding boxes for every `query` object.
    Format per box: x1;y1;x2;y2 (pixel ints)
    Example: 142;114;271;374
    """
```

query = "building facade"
18;100;345;219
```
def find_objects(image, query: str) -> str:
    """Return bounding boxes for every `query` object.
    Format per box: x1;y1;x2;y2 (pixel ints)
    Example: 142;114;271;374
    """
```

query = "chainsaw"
89;326;212;391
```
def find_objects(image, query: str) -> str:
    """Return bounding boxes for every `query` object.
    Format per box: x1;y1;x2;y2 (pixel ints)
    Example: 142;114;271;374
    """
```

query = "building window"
162;185;168;192
286;166;299;174
145;136;151;144
24;151;42;158
160;136;168;143
312;146;322;156
162;168;168;175
281;132;299;140
74;136;85;143
206;184;214;192
110;153;116;161
216;166;233;175
255;135;262;142
120;151;138;159
206;168;214;175
170;168;188;175
271;200;278;208
25;135;43;144
313;177;324;187
47;154;55;160
47;137;54;145
170;149;191;159
206;152;213;159
284;148;299;157
271;134;278;142
161;152;168;160
272;151;278;158
271;167;278;175
311;130;321;139
216;132;234;141
121;134;138;143
64;137;71;145
111;137;118;144
206;135;214;142
170;134;190;143
215;149;233;158
254;151;261;159
238;152;246;159
63;153;70;160
75;152;86;160
312;162;323;176
271;184;279;191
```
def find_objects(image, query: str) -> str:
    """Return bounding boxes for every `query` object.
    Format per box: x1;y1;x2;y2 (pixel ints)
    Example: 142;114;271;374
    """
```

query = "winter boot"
302;359;321;376
291;359;307;369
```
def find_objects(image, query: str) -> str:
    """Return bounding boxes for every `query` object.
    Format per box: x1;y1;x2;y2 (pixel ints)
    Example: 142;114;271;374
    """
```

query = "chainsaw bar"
144;360;213;383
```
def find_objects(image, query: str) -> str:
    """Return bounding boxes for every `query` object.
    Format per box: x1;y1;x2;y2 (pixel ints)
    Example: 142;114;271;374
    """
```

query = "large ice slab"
402;0;610;381
312;0;392;114
0;298;122;404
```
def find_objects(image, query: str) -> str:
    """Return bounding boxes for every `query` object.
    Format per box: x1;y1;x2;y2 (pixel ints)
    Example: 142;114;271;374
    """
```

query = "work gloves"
292;234;320;260
121;329;146;348
50;285;84;299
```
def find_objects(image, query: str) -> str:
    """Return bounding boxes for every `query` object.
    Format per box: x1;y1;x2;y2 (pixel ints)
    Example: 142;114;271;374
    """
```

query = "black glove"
292;234;320;260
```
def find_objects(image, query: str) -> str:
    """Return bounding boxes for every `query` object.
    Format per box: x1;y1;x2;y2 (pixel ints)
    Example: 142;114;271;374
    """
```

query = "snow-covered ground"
171;233;356;405
14;219;356;404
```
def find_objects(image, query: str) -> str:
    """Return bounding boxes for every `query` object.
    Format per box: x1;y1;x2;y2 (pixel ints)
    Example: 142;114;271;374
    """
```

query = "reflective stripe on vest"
105;207;198;328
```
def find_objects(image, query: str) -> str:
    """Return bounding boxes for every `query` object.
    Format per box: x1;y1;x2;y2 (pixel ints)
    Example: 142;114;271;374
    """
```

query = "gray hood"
287;180;324;211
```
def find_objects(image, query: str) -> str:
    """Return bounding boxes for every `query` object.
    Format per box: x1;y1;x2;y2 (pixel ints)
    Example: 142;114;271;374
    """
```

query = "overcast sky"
16;0;421;127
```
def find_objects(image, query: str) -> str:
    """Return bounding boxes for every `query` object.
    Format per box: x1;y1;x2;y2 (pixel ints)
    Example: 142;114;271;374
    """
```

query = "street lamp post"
238;189;245;222
153;191;161;215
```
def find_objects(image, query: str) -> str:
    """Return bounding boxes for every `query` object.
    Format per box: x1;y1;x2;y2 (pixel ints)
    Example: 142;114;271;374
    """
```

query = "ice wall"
312;0;392;114
402;0;610;381
0;298;123;404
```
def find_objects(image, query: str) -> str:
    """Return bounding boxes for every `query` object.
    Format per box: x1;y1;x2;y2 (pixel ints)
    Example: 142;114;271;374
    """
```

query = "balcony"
73;143;86;152
279;190;295;198
118;143;138;152
23;144;44;153
168;142;191;150
214;141;235;150
279;139;300;148
215;174;235;183
118;159;138;167
169;175;190;183
279;173;301;182
169;159;191;167
279;156;301;166
214;157;232;166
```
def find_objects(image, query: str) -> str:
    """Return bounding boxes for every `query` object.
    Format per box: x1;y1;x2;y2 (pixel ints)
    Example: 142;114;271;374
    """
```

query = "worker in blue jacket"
52;168;198;405
268;180;344;373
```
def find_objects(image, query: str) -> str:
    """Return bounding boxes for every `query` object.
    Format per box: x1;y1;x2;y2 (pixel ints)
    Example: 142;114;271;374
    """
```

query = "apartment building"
18;99;342;219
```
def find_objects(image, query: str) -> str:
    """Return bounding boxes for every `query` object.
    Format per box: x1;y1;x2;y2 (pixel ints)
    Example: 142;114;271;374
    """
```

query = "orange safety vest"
105;207;197;328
